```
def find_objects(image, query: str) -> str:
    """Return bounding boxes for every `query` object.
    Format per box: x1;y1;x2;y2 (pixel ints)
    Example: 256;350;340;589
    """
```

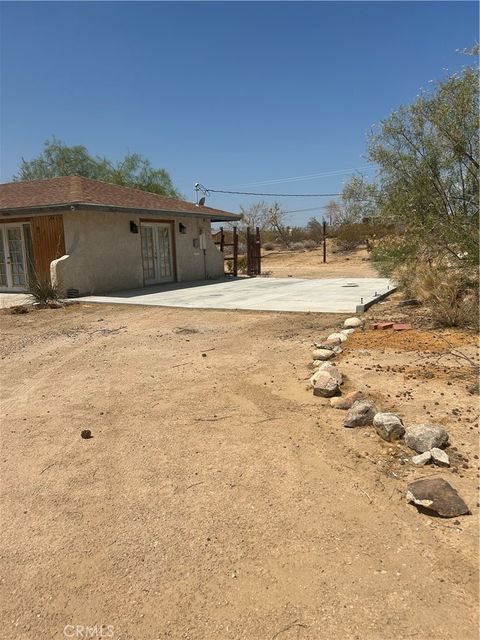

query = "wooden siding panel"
29;215;66;277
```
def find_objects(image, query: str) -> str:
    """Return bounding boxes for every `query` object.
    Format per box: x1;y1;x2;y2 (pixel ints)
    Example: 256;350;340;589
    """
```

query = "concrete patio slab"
80;276;394;314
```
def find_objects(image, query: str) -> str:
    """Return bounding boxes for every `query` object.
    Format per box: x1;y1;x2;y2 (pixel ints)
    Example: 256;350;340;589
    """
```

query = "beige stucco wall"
51;209;224;295
175;216;224;282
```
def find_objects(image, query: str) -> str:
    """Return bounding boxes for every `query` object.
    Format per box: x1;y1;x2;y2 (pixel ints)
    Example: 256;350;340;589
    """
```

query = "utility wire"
283;205;331;214
224;165;371;188
199;187;341;197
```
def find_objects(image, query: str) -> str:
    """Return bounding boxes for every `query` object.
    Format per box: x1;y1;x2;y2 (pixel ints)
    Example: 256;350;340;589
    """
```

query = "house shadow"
94;276;249;299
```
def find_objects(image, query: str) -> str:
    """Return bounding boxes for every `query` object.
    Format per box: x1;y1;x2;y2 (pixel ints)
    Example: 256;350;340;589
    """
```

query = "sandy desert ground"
0;250;478;640
260;242;378;279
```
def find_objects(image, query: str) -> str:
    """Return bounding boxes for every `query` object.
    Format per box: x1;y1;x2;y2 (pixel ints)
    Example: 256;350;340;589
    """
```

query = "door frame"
139;219;177;285
0;222;30;291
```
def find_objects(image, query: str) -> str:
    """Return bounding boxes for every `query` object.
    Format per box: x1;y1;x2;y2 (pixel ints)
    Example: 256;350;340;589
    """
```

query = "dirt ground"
261;242;378;278
0;291;478;640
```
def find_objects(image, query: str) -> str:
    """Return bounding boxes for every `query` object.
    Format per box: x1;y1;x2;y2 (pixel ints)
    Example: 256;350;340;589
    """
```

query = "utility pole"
322;220;327;263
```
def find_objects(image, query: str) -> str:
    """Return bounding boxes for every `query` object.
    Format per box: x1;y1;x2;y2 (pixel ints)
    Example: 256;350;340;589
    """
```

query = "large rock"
330;390;363;410
373;413;405;442
310;364;342;388
319;363;343;385
341;328;356;336
312;348;335;361
344;400;377;428
343;317;363;329
406;477;469;518
327;332;347;343
313;371;340;398
404;424;449;453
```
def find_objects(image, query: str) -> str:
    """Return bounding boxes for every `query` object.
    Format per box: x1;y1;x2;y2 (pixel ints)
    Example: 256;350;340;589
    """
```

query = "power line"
224;166;371;188
197;186;341;197
283;205;331;214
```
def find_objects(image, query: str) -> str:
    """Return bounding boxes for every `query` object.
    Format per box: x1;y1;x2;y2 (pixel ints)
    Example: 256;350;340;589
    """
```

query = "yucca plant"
27;272;63;305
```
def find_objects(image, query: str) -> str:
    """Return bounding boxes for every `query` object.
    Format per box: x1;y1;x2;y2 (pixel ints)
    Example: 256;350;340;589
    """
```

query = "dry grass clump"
397;262;479;329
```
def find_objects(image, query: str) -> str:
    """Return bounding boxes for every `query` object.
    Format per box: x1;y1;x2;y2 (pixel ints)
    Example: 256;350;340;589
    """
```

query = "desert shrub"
392;260;479;328
28;273;63;304
262;242;275;251
225;255;248;274
289;242;305;252
237;255;248;274
303;239;317;250
409;264;479;328
334;223;364;251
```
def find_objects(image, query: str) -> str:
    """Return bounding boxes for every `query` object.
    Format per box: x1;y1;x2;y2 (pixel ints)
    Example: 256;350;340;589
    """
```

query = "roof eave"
0;202;242;222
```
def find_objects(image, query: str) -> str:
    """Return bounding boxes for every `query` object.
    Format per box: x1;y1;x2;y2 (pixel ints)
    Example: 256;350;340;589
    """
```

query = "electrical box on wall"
130;221;139;234
193;238;200;249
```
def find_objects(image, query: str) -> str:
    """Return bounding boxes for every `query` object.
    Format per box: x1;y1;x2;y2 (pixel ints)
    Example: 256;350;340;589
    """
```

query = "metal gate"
214;226;261;277
214;226;239;276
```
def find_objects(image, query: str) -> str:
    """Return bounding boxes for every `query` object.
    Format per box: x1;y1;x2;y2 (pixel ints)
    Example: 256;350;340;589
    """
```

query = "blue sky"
1;1;478;223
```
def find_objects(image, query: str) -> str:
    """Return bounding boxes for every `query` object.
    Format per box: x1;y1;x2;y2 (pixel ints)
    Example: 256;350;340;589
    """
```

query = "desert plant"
225;255;248;275
237;255;248;274
262;242;275;251
334;223;364;251
289;242;305;252
28;273;63;305
303;239;317;250
406;262;479;328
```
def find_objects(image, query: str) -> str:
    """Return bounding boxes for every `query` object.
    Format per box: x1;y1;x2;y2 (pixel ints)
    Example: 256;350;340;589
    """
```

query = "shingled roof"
0;176;241;222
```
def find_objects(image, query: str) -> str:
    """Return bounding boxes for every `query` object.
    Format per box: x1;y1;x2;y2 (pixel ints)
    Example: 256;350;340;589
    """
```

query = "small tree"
267;202;291;247
306;217;324;243
238;201;272;231
324;201;343;226
367;62;478;270
14;137;182;198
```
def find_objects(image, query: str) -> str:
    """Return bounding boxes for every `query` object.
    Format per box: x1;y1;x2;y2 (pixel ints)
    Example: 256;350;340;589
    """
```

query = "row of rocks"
307;316;469;518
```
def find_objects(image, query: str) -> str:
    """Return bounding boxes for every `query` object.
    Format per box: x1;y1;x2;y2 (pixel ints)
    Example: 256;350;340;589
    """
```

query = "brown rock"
330;391;364;410
313;371;340;398
406;477;470;518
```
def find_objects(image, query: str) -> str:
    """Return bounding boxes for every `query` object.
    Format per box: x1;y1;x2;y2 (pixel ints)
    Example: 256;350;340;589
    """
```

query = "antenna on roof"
194;182;210;205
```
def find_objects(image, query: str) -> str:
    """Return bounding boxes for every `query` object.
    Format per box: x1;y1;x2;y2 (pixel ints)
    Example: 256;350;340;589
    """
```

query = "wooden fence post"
323;220;327;264
232;226;238;277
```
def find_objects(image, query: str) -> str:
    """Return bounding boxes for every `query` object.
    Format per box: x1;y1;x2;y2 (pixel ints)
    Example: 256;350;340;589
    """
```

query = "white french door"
0;224;29;291
141;223;174;285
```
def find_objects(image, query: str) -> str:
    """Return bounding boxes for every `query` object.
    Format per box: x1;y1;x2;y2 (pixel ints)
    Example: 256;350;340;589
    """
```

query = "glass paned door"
157;226;173;279
0;224;28;290
7;227;27;287
0;228;7;288
140;223;174;285
141;225;156;284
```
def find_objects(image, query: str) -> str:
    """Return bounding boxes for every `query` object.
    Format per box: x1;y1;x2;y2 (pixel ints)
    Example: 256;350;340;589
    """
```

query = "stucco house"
0;176;240;295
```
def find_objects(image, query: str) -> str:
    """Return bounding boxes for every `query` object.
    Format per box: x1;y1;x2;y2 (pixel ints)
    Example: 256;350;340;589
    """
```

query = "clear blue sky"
1;1;478;224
